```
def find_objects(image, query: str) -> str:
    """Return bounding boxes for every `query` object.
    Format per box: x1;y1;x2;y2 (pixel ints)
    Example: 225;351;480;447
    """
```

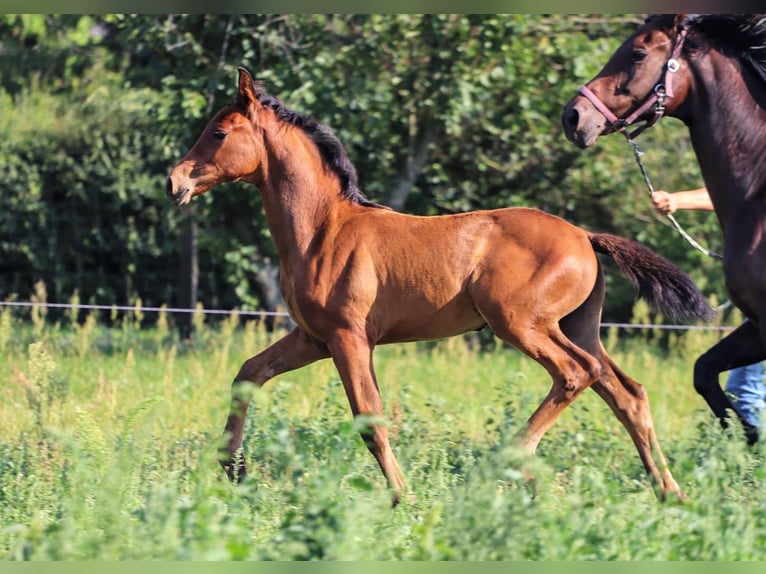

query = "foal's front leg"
220;327;330;481
327;329;406;505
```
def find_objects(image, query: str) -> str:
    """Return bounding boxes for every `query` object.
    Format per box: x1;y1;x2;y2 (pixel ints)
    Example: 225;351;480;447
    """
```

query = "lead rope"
627;138;723;260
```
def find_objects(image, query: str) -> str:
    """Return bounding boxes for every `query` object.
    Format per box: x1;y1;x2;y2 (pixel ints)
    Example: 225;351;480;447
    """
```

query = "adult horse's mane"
656;14;766;84
244;80;383;209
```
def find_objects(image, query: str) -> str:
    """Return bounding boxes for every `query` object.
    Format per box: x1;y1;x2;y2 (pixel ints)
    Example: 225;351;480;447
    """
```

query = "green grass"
1;308;765;560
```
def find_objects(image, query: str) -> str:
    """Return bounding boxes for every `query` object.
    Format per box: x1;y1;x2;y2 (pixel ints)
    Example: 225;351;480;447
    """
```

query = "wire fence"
0;300;288;317
0;299;737;332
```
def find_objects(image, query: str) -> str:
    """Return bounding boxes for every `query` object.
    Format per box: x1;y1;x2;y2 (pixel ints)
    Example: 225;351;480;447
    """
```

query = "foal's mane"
248;80;383;209
650;14;766;84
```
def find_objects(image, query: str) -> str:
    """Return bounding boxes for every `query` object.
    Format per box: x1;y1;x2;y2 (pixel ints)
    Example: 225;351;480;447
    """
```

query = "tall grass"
0;307;764;560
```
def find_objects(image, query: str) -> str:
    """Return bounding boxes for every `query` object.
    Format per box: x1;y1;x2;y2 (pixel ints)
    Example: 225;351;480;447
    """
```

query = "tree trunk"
385;115;434;211
252;259;293;331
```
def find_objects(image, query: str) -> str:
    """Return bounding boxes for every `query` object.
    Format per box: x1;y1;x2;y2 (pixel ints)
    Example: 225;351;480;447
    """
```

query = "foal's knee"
235;357;274;385
578;357;603;389
561;358;602;396
586;360;603;386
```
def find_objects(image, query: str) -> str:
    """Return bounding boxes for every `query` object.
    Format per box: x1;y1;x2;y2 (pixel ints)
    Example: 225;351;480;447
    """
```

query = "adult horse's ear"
237;66;258;111
674;13;697;29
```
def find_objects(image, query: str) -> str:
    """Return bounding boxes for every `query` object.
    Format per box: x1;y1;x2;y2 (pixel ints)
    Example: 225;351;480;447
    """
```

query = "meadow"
0;303;765;561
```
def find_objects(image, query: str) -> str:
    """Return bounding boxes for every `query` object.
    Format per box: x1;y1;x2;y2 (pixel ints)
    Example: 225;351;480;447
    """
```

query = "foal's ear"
237;66;259;111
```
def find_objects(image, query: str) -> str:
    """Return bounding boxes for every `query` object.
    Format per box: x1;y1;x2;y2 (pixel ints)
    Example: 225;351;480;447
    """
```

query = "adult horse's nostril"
563;106;579;132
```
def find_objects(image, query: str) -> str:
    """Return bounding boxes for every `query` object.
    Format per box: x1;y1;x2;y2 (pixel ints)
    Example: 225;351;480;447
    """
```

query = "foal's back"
295;205;599;345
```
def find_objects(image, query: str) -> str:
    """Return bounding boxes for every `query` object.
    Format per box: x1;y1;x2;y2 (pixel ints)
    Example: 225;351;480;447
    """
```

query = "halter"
578;18;723;261
577;24;689;140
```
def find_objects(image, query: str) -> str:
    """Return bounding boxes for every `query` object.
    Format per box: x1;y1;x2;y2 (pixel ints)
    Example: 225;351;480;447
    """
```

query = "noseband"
578;25;689;140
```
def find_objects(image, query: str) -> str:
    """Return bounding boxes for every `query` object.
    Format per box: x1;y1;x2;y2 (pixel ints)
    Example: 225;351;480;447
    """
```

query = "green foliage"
0;78;180;309
0;14;725;322
1;317;765;560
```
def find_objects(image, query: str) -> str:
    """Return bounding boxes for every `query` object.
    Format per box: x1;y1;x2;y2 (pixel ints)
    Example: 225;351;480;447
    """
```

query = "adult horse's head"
166;67;263;206
562;14;693;147
562;14;766;447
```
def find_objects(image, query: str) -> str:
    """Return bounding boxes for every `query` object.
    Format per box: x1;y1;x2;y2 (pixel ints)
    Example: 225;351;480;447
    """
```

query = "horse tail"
588;232;715;323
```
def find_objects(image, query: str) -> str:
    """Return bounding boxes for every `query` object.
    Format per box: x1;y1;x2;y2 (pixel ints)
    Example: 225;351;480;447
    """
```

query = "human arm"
650;187;713;214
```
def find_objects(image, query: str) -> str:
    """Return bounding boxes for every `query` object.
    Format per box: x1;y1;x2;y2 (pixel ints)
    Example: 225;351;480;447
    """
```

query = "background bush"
0;14;729;325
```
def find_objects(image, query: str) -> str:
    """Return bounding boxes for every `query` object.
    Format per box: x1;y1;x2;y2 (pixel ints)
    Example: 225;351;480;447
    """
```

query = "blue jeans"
726;362;766;428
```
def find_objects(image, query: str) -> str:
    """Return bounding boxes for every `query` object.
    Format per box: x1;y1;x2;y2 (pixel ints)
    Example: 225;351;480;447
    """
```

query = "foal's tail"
588;232;715;323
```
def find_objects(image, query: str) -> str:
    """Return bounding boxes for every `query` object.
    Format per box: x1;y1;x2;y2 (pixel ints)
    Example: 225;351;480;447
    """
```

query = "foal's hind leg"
486;319;603;454
591;353;683;501
220;327;330;482
516;330;603;454
559;287;682;501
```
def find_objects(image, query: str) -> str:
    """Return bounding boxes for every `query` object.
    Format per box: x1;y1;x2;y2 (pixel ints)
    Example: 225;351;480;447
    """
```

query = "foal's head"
166;67;264;206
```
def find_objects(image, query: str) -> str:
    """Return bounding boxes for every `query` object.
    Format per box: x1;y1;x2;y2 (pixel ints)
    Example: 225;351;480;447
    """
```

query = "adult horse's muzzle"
562;96;606;149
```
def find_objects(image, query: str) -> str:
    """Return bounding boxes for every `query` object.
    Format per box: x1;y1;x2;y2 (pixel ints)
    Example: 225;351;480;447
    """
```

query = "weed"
0;317;764;559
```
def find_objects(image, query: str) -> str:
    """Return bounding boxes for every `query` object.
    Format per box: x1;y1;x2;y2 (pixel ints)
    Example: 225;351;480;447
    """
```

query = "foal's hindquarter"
223;206;682;502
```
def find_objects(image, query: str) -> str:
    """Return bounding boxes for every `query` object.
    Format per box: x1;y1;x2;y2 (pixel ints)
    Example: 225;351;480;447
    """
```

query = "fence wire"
0;300;736;331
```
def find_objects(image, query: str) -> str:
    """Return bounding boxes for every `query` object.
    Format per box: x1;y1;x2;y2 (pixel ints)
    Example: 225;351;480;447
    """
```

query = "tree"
0;14;724;327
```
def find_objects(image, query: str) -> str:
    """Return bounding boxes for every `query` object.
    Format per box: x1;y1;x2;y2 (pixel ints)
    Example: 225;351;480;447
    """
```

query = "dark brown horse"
563;14;766;444
167;67;713;503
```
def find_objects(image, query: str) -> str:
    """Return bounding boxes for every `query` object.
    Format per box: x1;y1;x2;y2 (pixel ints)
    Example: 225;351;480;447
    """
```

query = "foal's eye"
631;50;647;63
213;129;228;141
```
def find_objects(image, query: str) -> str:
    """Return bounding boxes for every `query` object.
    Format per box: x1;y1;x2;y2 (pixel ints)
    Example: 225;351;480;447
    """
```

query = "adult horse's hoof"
745;424;760;446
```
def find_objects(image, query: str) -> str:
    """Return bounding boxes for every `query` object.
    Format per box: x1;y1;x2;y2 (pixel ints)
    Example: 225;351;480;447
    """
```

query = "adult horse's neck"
256;116;351;263
680;48;766;231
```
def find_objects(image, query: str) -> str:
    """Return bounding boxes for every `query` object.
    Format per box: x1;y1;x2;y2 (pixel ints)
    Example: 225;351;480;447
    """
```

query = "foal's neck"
257;126;350;260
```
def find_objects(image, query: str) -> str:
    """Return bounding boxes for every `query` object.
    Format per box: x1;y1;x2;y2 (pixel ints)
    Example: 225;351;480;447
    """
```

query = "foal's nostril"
165;177;174;199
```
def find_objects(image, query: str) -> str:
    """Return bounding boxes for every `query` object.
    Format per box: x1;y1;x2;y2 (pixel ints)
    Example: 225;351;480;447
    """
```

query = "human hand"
650;191;676;214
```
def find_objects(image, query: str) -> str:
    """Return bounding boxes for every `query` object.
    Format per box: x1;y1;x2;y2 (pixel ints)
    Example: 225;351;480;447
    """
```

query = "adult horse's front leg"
327;329;406;506
220;327;330;482
694;320;766;444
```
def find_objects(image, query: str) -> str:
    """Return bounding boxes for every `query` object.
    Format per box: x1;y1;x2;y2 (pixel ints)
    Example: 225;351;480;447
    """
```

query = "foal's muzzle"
166;176;191;206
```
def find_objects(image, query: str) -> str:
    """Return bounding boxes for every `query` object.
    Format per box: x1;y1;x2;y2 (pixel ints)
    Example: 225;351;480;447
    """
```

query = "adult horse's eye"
213;129;228;141
632;50;647;63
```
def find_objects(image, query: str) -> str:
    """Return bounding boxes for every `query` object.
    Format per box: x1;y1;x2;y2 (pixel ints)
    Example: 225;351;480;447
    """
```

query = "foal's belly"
373;296;487;344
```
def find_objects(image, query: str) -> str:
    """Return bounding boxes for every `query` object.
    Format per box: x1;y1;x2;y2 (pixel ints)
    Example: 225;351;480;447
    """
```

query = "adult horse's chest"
720;210;766;320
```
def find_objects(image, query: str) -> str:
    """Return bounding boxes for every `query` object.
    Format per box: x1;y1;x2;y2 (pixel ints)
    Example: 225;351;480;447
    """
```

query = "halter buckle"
653;84;667;113
667;58;680;73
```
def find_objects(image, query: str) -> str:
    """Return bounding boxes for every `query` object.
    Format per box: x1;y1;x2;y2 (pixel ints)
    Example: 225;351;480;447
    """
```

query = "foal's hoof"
220;457;248;483
391;491;417;508
658;481;686;504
